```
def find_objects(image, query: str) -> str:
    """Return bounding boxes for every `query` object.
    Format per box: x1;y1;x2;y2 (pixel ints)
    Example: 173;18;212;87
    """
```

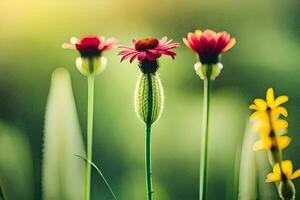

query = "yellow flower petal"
273;162;281;175
253;138;271;151
266;88;275;108
254;99;267;111
253;140;264;151
277;136;291;150
291;169;300;180
282;160;293;178
250;111;264;121
274;95;288;108
273;119;288;134
266;172;281;183
271;106;288;119
195;30;202;38
249;104;259;110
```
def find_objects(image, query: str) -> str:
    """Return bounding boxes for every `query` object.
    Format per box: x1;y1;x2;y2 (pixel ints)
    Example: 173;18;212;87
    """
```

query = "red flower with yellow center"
63;36;117;57
183;29;236;64
118;37;180;63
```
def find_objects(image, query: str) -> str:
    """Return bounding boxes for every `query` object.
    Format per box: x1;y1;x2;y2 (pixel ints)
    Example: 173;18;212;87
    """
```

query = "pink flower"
62;36;117;57
183;29;236;64
118;37;180;63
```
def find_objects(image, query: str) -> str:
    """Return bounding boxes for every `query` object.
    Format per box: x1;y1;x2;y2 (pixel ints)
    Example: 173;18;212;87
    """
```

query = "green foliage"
42;68;85;200
0;183;6;200
238;124;257;200
0;122;34;199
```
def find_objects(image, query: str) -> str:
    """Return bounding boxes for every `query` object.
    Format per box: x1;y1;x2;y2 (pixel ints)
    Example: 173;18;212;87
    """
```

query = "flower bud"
75;56;107;76
194;62;223;80
134;73;164;124
279;180;295;200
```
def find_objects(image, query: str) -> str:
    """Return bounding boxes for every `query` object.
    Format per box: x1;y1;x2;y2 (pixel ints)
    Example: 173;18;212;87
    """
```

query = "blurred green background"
0;0;300;199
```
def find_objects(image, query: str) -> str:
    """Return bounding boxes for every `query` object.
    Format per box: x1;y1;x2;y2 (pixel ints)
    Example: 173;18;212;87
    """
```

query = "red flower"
63;36;117;57
183;29;236;64
118;37;180;63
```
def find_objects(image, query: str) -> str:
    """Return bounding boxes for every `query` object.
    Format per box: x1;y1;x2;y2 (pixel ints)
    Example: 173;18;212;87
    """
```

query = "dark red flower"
118;37;180;63
63;36;117;57
183;29;236;64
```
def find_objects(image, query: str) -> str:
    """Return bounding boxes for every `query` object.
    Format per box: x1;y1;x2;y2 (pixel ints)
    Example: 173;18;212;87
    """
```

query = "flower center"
135;38;159;51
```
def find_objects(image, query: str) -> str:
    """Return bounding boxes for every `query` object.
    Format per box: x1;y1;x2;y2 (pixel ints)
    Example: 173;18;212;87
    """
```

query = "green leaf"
75;155;118;200
0;182;7;200
238;123;257;200
0;122;34;199
42;68;85;200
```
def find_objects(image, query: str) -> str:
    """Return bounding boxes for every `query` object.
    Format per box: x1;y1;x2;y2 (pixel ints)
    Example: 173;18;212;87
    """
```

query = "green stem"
146;73;153;200
199;67;212;200
86;75;95;200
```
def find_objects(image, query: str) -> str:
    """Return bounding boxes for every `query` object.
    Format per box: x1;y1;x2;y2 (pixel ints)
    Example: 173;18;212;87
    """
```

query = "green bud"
76;56;107;76
279;180;295;200
194;62;223;80
134;73;164;124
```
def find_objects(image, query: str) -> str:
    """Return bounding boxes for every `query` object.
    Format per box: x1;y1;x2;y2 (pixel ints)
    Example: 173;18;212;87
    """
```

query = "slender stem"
146;73;153;200
146;123;153;200
199;67;212;200
267;110;284;176
86;74;95;200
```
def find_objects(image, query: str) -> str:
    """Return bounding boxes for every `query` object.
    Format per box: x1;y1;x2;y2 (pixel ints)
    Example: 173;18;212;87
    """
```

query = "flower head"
253;135;291;151
63;35;117;76
250;88;289;136
266;160;300;183
183;29;236;64
63;36;117;58
249;88;289;153
249;88;288;112
118;37;179;63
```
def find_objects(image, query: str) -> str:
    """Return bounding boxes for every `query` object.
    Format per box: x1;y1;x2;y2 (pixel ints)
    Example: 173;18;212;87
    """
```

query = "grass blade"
75;155;118;200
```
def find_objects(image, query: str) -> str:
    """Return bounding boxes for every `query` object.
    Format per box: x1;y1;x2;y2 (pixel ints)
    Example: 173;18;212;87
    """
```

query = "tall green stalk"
199;66;212;200
86;74;95;200
146;73;153;200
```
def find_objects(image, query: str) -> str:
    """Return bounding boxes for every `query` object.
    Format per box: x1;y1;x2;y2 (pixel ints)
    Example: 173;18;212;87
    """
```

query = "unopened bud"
194;62;223;80
134;73;164;124
76;56;107;76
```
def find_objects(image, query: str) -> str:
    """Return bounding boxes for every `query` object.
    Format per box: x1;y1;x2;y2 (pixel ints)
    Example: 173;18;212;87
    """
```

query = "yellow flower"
249;88;288;111
250;88;288;135
266;160;300;183
253;135;291;151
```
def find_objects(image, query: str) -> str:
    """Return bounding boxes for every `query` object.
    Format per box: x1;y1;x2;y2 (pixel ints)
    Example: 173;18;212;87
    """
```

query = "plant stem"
199;68;212;200
86;75;95;200
146;73;153;200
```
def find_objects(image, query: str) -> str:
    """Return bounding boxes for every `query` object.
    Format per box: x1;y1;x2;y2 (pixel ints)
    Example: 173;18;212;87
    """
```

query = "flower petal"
253;139;270;151
273;119;288;134
266;172;281;183
282;160;293;178
271;106;288;119
254;99;267;111
249;104;259;110
291;169;300;180
221;38;236;53
194;30;202;38
274;95;288;108
266;88;275;108
277;136;291;150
